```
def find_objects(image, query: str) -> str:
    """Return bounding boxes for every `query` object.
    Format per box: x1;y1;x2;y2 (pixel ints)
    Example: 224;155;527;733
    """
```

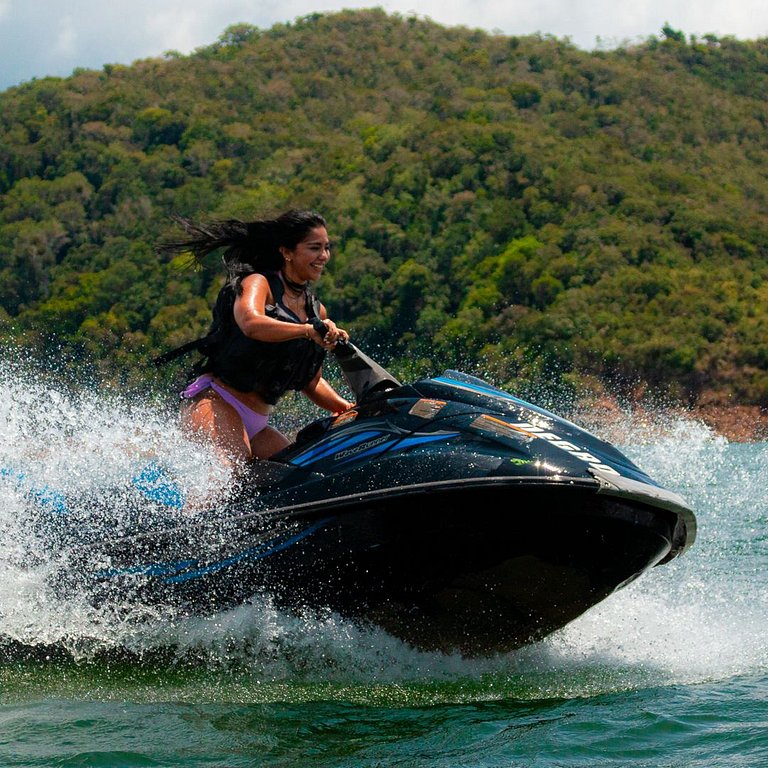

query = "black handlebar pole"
331;341;401;402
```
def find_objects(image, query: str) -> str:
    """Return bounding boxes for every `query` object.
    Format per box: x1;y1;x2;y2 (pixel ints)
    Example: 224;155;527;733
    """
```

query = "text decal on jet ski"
335;435;390;461
507;422;621;477
290;429;462;467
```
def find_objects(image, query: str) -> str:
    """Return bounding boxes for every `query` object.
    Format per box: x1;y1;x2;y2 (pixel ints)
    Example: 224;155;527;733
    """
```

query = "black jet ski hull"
57;366;696;656
84;478;684;656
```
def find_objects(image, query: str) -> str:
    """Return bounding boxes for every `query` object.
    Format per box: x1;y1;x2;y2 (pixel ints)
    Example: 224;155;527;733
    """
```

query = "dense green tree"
0;10;767;409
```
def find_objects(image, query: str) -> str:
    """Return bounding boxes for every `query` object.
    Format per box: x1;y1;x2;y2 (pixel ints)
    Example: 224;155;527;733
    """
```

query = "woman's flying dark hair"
159;209;327;291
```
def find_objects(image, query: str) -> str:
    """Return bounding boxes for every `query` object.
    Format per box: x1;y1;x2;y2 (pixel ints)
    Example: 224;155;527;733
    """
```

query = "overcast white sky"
1;0;766;91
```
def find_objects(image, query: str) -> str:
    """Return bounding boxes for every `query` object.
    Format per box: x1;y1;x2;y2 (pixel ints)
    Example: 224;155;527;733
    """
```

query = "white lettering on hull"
509;422;621;477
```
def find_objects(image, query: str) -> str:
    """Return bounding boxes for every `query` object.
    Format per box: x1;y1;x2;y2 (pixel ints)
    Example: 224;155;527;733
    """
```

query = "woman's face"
281;226;331;283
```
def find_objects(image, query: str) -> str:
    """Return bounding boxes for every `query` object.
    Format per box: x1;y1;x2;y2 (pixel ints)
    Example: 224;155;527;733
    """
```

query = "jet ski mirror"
332;341;402;403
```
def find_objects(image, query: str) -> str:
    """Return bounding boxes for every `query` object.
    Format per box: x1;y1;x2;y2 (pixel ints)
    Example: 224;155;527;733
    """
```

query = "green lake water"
1;374;766;766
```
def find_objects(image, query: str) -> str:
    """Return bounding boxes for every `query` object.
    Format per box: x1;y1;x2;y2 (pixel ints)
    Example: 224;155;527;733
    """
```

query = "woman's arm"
234;275;349;347
303;369;353;415
234;274;324;342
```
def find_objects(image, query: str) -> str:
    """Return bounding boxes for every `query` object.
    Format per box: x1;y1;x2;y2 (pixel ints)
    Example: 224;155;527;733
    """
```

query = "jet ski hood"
317;361;696;560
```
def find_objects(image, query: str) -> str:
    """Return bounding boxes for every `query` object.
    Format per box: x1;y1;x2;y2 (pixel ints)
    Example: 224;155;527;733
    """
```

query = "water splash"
0;354;765;702
0;356;230;658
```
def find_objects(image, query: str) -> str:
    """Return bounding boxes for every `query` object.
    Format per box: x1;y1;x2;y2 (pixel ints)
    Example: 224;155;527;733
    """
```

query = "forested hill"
1;10;767;405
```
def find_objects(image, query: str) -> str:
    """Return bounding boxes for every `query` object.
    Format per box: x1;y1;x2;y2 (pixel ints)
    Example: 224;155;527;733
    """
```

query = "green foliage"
1;10;767;405
132;107;186;149
661;23;686;44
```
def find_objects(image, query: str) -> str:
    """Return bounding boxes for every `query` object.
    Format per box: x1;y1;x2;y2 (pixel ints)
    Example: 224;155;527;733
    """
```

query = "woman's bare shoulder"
235;273;273;314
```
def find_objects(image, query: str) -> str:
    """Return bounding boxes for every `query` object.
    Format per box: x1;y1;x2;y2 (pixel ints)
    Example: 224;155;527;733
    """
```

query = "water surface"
1;365;766;766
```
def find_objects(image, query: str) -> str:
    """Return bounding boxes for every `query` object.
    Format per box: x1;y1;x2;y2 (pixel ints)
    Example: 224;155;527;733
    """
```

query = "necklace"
281;271;308;295
280;271;307;317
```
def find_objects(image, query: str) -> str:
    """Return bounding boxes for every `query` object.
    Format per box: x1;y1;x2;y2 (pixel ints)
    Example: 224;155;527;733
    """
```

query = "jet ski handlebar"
330;339;402;403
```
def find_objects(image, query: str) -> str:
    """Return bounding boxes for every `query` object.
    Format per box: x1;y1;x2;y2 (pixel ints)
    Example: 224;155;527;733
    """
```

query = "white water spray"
0;355;765;694
0;357;230;655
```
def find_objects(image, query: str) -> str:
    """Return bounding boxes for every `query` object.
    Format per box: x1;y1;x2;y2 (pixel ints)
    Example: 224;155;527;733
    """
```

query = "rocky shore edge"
688;403;768;443
575;397;768;444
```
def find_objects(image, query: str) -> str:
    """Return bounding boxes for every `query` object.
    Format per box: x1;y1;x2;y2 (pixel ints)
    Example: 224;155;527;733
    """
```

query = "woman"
159;209;352;464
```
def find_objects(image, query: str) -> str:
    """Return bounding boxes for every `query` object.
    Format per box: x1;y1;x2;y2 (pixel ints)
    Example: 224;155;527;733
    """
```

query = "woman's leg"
181;391;251;464
182;388;291;463
250;426;290;460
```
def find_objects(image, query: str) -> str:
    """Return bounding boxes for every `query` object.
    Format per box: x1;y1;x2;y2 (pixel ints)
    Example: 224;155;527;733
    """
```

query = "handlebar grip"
310;318;328;338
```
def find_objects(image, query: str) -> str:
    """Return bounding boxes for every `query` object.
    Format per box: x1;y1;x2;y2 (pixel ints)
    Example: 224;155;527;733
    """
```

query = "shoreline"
689;403;768;443
575;397;768;444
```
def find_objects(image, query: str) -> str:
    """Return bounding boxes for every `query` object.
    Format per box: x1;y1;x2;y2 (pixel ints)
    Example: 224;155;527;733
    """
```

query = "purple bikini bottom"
181;374;269;441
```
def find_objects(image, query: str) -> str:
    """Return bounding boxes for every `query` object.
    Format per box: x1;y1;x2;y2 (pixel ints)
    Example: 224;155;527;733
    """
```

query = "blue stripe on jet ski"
290;430;385;467
398;433;460;449
94;518;333;583
337;432;461;465
131;461;186;509
0;466;70;515
162;517;333;583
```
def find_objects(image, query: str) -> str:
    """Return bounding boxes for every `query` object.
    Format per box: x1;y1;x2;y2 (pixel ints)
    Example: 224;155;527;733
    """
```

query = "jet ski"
50;343;696;656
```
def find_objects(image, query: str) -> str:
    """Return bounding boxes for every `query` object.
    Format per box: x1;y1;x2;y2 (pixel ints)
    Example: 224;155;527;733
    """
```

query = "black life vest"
156;272;326;405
